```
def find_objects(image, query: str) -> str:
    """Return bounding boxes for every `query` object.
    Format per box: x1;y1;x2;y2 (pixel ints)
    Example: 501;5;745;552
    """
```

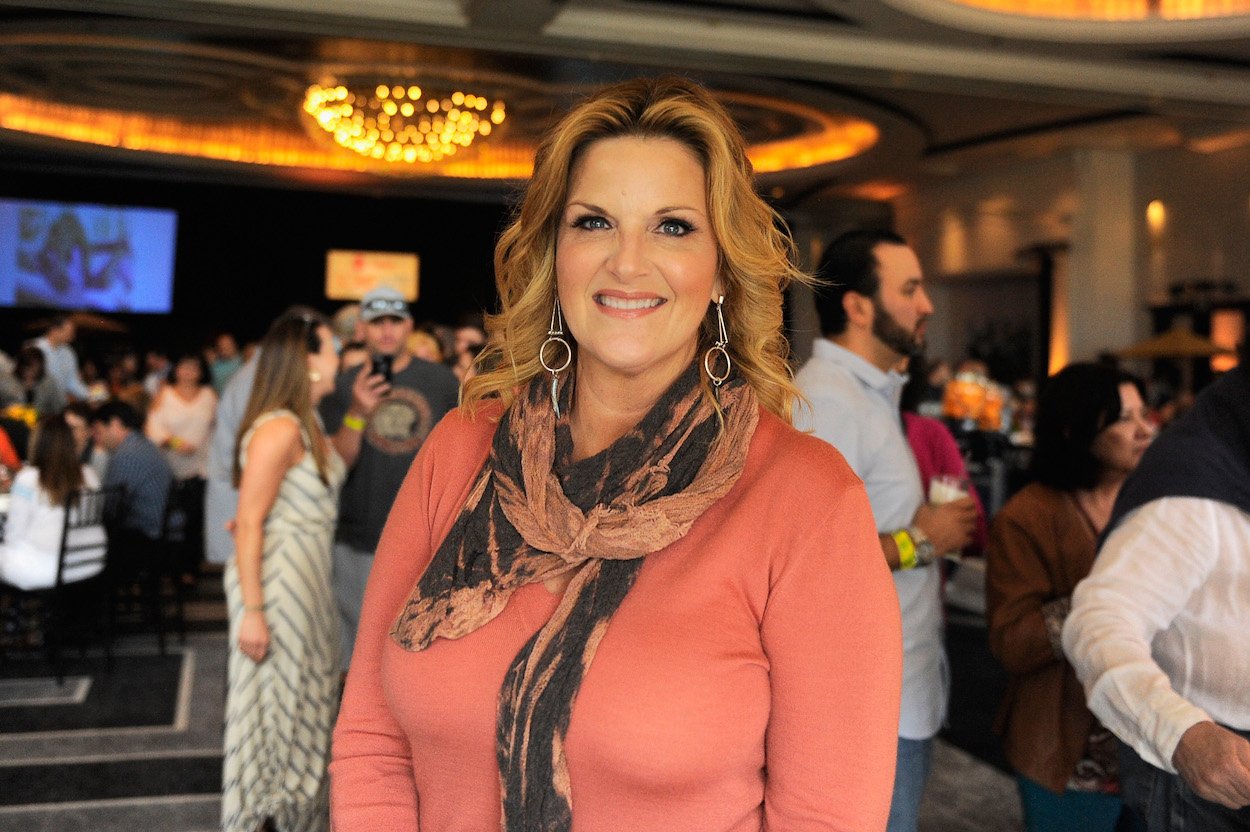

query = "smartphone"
370;354;394;384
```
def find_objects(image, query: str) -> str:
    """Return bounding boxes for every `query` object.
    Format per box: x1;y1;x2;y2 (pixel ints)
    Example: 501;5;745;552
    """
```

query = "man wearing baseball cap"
320;286;459;670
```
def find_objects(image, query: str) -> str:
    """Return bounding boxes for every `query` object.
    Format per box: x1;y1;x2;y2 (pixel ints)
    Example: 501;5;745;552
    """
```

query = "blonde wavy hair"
461;75;813;422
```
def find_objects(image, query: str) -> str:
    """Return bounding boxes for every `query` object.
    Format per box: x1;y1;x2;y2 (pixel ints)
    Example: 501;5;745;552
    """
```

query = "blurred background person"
210;332;243;394
0;413;105;591
33;315;89;403
142;348;171;398
987;362;1153;832
2;346;65;418
223;311;343;832
146;351;216;584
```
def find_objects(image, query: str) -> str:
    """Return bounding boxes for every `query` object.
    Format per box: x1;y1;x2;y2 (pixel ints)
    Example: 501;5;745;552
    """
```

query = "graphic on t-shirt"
366;387;434;455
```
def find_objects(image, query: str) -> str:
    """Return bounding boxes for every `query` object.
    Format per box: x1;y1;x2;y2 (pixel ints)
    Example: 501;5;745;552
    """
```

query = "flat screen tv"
0;198;177;313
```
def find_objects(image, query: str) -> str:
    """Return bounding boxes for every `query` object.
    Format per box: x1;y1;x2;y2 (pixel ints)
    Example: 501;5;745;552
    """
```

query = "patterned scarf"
391;362;758;831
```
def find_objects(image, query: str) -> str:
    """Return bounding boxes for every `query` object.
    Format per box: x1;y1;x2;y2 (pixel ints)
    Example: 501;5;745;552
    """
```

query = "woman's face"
307;326;339;400
555;136;721;387
1091;382;1154;478
173;357;201;386
65;412;90;457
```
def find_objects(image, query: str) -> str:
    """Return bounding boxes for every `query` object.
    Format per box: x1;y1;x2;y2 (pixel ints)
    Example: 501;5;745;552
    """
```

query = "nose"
606;228;646;281
916;287;935;317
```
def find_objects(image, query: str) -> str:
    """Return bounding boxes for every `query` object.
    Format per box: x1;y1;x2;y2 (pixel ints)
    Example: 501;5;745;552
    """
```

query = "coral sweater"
331;405;902;832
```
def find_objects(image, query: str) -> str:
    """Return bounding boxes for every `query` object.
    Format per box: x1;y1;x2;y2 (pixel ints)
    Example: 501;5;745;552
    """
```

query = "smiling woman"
332;76;903;832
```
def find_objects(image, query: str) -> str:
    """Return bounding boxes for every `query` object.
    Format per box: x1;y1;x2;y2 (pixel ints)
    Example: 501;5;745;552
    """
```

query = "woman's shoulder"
997;482;1066;524
746;407;862;495
244;410;304;446
419;403;501;469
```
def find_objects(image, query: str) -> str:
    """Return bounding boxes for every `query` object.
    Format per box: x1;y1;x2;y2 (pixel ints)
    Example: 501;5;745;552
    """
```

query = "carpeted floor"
0;565;1024;832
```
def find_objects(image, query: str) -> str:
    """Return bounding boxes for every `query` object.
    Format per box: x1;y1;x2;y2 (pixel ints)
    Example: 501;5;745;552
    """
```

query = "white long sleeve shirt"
1062;497;1250;773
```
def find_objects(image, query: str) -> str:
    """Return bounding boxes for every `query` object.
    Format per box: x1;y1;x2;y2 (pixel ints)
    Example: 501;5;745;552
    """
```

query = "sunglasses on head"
365;298;408;315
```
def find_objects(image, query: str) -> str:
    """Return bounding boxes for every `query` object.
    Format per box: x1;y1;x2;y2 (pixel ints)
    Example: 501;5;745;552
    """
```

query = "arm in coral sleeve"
762;473;903;831
331;420;450;830
985;509;1064;676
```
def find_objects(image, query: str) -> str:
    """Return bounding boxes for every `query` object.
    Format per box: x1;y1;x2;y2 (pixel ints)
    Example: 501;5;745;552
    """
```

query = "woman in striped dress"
223;310;345;832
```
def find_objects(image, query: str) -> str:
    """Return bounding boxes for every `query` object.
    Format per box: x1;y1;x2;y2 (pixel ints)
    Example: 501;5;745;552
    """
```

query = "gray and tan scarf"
391;362;758;831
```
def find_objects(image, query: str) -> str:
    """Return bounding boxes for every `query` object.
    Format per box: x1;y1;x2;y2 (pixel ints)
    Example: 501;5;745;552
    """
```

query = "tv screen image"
0;198;177;314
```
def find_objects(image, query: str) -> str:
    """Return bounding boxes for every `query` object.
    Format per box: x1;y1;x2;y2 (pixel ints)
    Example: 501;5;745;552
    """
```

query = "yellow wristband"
892;529;917;570
343;414;366;432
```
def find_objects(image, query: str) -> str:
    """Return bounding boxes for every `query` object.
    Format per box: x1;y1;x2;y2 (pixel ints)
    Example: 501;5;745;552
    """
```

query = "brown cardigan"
986;482;1101;794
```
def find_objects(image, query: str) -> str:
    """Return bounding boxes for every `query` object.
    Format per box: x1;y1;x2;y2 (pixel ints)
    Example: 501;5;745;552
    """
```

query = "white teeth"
597;295;663;310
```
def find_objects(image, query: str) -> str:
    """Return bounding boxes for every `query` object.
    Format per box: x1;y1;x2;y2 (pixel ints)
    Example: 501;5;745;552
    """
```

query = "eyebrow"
563;200;705;215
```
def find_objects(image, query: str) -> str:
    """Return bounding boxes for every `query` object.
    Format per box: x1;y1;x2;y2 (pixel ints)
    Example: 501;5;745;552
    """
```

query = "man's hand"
912;497;977;555
349;363;391;418
1173;721;1250;809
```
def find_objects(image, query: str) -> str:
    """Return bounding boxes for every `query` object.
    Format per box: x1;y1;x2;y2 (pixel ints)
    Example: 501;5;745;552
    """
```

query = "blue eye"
658;218;693;236
571;214;609;230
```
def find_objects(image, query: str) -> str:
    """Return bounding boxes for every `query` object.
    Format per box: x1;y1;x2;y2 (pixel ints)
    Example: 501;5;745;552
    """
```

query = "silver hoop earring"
539;298;572;418
703;295;732;398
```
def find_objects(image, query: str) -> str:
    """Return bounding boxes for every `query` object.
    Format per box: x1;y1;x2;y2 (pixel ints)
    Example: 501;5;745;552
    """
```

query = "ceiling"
2;0;1250;211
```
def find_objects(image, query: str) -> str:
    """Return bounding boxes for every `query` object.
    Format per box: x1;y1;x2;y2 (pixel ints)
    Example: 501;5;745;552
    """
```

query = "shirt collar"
812;338;909;396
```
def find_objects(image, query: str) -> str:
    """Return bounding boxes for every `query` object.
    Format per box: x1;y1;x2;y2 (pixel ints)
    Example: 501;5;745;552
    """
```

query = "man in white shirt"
1064;359;1250;830
34;315;89;402
793;228;978;832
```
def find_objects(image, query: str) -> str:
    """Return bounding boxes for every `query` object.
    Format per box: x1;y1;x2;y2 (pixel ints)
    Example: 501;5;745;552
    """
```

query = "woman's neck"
172;381;199;398
1074;473;1127;532
568;361;683;462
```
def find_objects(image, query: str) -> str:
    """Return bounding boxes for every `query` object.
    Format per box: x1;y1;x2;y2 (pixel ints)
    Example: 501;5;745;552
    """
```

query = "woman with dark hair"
0;413;104;590
987;362;1154;831
7;346;65;417
332;77;900;832
222;311;343;832
146;351;217;582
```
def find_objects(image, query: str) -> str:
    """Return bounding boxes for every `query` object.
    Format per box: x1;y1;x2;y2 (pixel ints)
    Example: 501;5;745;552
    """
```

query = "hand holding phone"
370;354;394;384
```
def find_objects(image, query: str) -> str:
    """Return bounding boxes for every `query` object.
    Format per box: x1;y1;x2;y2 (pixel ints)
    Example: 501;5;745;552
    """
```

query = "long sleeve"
762;477;902;832
986;507;1063;677
1062;498;1218;773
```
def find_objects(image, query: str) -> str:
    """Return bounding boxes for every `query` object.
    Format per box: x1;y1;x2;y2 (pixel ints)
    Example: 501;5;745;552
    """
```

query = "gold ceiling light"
944;0;1250;19
303;82;506;164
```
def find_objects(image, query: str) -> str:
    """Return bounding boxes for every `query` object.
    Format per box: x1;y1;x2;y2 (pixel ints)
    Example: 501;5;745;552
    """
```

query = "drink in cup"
928;474;972;560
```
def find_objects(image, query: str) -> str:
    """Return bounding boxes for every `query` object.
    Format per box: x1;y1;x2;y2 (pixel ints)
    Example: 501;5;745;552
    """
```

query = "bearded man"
794;228;978;832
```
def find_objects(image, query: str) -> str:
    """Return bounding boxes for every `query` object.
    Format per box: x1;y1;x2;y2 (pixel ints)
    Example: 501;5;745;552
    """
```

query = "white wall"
893;156;1076;370
892;141;1250;373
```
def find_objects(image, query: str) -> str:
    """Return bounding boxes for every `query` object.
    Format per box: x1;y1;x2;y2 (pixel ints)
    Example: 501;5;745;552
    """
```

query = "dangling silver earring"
703;295;731;400
539;298;572;417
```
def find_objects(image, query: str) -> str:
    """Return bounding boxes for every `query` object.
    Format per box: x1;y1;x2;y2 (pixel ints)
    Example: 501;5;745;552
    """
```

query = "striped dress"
222;410;345;832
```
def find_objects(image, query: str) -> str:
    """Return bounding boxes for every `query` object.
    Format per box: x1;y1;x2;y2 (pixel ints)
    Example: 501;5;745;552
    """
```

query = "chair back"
55;486;118;589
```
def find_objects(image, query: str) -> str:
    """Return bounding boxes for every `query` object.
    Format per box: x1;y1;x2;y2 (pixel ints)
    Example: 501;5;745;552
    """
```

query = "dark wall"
1;169;510;361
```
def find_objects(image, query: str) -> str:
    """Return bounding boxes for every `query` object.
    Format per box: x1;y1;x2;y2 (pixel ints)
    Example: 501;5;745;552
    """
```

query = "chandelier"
303;82;506;164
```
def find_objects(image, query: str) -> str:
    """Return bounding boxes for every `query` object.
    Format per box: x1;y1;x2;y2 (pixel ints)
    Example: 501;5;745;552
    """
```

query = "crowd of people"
0;75;1245;832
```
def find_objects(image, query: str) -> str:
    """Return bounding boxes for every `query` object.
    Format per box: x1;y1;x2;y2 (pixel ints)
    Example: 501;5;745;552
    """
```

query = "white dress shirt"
794;339;946;740
1063;497;1250;773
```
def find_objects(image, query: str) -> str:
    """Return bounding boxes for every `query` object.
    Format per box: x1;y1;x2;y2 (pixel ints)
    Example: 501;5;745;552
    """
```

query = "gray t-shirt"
319;356;459;553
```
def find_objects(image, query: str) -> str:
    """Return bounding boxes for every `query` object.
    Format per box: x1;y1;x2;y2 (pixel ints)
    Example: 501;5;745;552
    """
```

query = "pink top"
331;405;902;832
902;412;988;554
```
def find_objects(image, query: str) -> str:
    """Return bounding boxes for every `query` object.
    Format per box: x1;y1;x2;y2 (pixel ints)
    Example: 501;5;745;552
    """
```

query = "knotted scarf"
390;362;759;831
